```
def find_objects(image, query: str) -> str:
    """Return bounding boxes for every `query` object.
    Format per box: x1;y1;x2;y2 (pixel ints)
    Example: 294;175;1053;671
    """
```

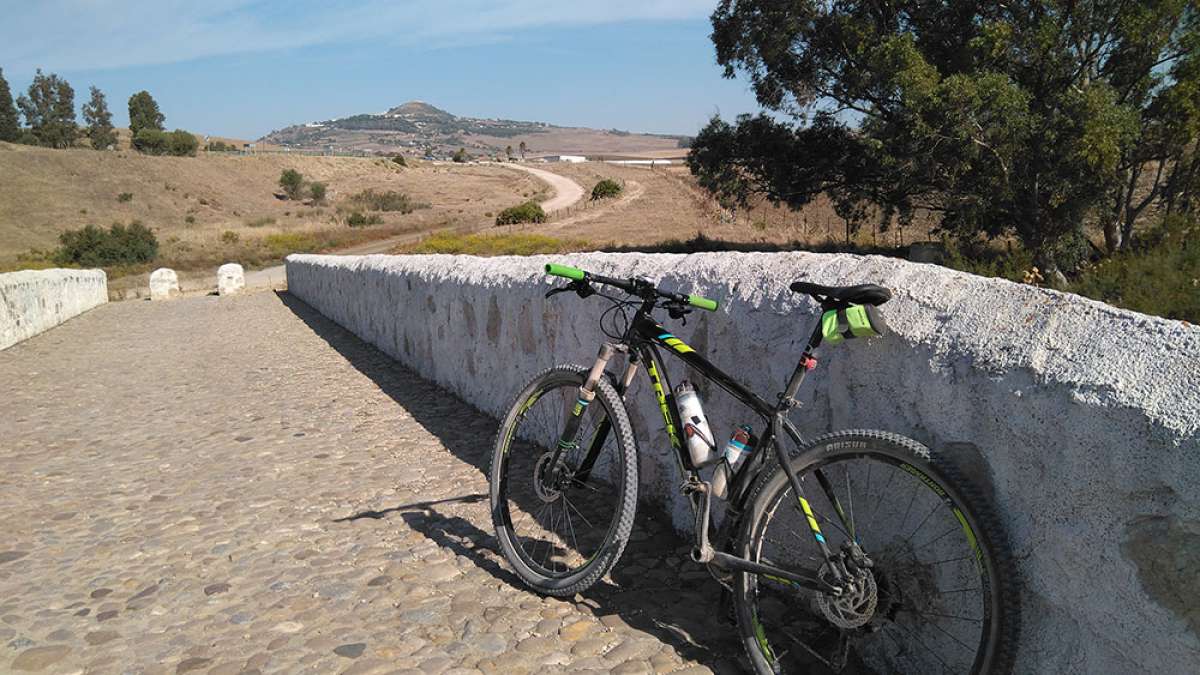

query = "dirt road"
237;164;585;292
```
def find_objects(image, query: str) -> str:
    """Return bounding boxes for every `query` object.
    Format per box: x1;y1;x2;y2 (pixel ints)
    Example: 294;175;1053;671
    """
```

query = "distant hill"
260;101;690;159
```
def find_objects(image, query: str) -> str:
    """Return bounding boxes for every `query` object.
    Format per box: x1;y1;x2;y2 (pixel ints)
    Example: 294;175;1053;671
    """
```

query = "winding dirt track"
238;164;586;291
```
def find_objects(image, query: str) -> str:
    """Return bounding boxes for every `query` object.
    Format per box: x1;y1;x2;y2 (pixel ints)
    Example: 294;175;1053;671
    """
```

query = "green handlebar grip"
545;263;585;280
688;294;719;311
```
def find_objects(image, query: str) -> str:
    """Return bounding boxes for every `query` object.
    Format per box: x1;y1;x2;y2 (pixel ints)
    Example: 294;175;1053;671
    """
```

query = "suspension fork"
573;349;638;483
543;342;623;488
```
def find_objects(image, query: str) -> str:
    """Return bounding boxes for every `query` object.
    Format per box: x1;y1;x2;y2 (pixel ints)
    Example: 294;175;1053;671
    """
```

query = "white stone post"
217;263;245;296
149;268;180;300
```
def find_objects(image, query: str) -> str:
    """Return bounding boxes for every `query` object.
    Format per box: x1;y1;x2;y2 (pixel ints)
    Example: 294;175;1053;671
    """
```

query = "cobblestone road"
0;291;741;674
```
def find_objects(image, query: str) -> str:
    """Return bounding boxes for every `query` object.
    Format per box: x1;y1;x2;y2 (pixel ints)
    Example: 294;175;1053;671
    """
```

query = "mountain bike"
488;263;1020;673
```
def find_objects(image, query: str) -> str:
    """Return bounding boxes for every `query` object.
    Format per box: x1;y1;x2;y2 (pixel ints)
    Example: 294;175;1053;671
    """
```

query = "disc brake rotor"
815;563;878;629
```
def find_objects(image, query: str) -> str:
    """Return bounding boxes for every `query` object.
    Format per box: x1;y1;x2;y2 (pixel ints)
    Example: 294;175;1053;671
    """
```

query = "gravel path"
0;291;741;674
501;164;585;212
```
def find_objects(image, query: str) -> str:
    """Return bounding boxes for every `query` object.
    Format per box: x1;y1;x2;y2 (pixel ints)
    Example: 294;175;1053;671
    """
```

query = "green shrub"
346;211;384;227
54;221;158;266
167;129;198;157
184;215;195;224
263;232;320;257
1069;215;1200;322
452;148;469;163
221;230;239;244
246;216;275;228
309;182;327;203
495;201;546;225
392;155;407;167
132;128;169;154
343;189;427;213
590;179;622;200
116;192;133;203
279;169;304;200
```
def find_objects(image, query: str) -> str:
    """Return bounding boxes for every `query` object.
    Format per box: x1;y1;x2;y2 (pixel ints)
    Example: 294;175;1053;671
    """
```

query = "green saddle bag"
821;304;889;345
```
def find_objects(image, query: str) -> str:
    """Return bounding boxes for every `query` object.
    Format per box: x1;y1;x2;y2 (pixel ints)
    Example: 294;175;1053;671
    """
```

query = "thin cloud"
0;0;715;74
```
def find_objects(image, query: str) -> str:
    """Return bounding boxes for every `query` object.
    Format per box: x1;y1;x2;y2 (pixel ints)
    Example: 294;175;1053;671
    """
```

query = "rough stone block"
1;268;108;350
218;263;245;296
149;267;180;300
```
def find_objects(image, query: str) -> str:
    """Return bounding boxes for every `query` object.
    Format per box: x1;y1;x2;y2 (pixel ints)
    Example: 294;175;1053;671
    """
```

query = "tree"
82;86;117;150
691;1;1200;277
505;145;514;160
518;141;527;160
16;69;77;148
127;90;164;139
0;68;19;142
279;169;304;199
309;182;327;203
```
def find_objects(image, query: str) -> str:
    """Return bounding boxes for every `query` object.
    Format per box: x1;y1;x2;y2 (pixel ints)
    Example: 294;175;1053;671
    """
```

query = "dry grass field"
493;163;938;251
0;142;544;273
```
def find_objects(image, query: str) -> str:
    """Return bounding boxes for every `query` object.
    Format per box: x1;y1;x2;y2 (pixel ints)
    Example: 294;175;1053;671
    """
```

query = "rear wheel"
489;365;638;596
734;430;1019;674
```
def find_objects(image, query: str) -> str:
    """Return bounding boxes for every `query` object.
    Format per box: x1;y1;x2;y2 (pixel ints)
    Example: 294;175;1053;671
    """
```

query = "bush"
346;211;384;227
116;192;133;203
132;128;168;154
343;189;427;213
54;221;158;267
167;129;198;157
309;182;327;203
1069;215;1200;323
246;216;275;228
206;140;234;152
279;169;304;200
495;201;546;225
184;215;195;225
392;155;407;167
591;179;622;200
221;230;239;244
452;148;469;163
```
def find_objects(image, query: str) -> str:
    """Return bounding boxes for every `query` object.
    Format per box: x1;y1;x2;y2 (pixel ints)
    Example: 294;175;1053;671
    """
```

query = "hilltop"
260;101;689;158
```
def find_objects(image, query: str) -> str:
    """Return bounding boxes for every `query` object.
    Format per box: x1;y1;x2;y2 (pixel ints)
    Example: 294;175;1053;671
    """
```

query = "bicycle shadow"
278;291;745;671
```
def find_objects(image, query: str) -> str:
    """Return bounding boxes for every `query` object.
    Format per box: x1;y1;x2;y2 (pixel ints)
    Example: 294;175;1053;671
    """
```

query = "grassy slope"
0;142;543;266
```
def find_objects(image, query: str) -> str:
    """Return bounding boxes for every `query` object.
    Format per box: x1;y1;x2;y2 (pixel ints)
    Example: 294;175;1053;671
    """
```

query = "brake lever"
545;280;595;299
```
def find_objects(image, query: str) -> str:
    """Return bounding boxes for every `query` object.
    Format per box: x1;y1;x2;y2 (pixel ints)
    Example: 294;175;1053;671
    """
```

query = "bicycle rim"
743;446;1004;674
494;373;628;579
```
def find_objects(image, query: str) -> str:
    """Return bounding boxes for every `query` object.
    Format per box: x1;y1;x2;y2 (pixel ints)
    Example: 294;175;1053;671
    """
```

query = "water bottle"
711;424;754;499
675;381;716;467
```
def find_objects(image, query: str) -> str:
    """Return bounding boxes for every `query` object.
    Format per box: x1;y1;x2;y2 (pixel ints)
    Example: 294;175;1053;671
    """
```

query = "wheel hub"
533;453;566;503
815;563;878;629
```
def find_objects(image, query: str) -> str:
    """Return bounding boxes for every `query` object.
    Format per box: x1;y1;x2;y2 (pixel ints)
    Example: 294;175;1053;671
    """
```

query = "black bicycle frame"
565;302;852;595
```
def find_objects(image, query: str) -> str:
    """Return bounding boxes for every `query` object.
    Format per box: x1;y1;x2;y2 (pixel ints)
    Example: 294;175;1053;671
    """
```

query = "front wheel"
489;364;639;596
734;430;1020;674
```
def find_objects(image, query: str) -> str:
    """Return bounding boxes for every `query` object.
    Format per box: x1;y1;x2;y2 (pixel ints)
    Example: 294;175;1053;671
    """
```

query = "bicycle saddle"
789;281;892;306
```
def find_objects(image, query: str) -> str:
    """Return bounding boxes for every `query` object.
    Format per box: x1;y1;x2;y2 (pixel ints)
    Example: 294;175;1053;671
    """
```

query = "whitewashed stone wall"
0;268;108;350
286;251;1199;674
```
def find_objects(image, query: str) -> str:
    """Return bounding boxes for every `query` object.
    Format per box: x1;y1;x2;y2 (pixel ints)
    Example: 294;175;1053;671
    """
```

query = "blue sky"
0;1;761;139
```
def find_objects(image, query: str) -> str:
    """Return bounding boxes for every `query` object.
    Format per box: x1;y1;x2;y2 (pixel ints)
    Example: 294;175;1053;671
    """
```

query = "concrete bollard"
149;268;180;300
217;263;245;296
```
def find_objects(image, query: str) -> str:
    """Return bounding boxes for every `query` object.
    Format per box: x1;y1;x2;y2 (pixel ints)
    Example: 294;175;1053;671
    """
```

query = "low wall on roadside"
0;269;108;350
285;251;1199;674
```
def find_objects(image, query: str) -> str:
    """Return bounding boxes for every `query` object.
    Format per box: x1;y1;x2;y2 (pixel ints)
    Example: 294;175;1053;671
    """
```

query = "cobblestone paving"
0;292;743;674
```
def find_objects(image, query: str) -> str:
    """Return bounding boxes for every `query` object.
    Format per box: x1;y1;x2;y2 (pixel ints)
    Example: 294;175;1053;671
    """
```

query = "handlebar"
544;263;720;312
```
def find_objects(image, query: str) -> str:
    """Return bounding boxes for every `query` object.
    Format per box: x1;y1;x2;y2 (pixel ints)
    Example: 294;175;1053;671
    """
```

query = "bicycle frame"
552;297;855;596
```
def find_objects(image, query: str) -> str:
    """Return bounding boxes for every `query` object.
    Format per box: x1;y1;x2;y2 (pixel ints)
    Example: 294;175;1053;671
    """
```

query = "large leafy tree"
690;1;1200;273
0;68;19;142
127;90;164;139
16;69;77;148
82;86;117;150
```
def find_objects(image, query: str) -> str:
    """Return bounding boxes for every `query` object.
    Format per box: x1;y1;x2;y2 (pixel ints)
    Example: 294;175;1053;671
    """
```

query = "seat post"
781;320;825;406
